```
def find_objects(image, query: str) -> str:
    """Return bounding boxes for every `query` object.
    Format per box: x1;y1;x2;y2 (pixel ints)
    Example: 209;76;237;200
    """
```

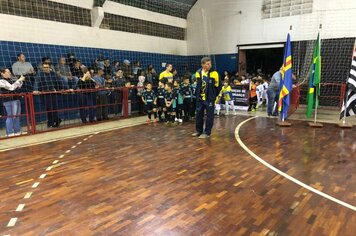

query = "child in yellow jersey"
214;96;221;117
219;80;236;115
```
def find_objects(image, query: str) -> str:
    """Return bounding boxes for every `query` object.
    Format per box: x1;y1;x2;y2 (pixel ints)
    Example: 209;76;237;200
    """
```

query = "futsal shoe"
198;133;210;139
192;132;202;137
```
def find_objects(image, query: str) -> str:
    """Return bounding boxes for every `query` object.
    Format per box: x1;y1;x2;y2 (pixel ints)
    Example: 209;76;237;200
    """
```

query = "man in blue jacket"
192;57;222;139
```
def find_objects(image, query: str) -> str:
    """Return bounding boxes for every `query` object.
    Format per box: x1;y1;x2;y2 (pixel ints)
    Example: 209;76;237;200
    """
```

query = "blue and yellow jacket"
195;69;221;103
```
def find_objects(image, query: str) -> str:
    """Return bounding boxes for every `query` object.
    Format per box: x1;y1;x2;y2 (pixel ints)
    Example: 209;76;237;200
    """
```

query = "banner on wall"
231;85;250;110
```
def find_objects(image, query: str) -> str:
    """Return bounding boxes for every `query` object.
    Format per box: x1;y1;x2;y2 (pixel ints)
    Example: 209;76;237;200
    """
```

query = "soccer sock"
171;115;176;122
158;110;162;119
148;112;152;119
164;111;168;120
153;112;157;119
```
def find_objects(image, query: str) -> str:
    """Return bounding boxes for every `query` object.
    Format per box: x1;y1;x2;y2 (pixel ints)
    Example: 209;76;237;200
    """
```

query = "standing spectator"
146;64;157;85
267;68;282;116
112;60;122;73
223;71;230;82
122;81;134;116
0;68;25;136
192;57;222;139
37;57;55;72
71;60;84;79
122;60;133;81
112;69;125;116
137;71;146;114
33;62;64;128
56;57;78;89
103;58;112;77
173;69;179;81
133;60;142;78
12;53;36;92
92;68;108;121
77;68;98;123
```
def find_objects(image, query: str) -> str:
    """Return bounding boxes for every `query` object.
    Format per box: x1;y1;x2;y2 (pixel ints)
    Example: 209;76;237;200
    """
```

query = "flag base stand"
337;123;353;128
276;121;292;127
308;122;323;128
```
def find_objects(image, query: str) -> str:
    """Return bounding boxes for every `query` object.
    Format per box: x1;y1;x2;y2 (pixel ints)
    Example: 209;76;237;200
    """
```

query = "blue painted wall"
213;53;238;76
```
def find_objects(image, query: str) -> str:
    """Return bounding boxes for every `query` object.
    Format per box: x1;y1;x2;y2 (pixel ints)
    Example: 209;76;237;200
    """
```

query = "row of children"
141;77;196;125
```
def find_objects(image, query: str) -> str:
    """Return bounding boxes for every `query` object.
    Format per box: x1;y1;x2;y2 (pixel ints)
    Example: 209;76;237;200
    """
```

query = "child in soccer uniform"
220;80;236;115
173;80;184;123
262;77;269;106
164;82;176;126
181;77;193;122
156;80;166;122
215;96;221;116
142;82;157;123
256;79;264;108
190;78;197;119
248;79;258;112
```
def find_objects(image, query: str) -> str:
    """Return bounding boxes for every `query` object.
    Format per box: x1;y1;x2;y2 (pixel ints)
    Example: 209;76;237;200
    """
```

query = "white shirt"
0;79;23;91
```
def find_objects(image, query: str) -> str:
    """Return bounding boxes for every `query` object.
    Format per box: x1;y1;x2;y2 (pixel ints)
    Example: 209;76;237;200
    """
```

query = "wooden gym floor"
0;116;355;235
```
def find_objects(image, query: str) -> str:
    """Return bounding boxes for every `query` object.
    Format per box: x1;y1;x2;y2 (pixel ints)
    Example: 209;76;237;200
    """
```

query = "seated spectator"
77;68;98;123
0;68;25;136
95;54;105;70
37;56;55;72
92;68;109;121
173;69;179;81
33;62;64;128
71;60;84;78
66;52;76;71
137;71;146;114
103;58;112;77
56;57;78;89
12;53;35;92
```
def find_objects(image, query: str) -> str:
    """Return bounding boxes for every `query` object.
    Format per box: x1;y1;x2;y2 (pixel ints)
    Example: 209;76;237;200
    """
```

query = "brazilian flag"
306;33;321;118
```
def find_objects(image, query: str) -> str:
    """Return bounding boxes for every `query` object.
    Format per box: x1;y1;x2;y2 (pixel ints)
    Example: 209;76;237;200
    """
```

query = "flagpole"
314;24;322;124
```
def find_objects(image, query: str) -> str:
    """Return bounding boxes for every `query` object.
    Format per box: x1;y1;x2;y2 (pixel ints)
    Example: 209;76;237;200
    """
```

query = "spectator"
112;69;125;116
122;80;134;116
173;69;180;81
37;56;55;72
56;57;78;89
0;68;25;136
103;58;112;77
77;68;98;123
71;60;84;78
146;64;157;85
223;71;230;82
137;71;146;114
92;68;109;121
12;53;35;92
95;54;105;70
33;62;64;128
66;52;76;71
122;60;133;80
267;68;282;116
133;60;142;77
112;60;122;73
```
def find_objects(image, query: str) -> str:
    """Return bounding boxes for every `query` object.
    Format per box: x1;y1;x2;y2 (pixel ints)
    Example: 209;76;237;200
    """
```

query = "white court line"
32;182;40;188
59;154;65;158
77;142;82;145
71;145;77;149
7;218;17;227
16;204;25;212
39;174;46;179
24;192;32;199
65;150;71;153
53;160;59;164
46;166;52;171
235;116;356;211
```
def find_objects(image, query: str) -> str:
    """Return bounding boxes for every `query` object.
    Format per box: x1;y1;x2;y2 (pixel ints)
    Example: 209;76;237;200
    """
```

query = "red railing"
0;87;139;139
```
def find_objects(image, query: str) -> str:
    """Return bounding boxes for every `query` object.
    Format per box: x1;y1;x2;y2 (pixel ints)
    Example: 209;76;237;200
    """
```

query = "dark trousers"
43;94;59;127
79;93;96;122
96;94;109;120
267;89;279;115
191;98;196;118
248;96;257;111
113;91;122;115
183;98;192;121
196;100;215;135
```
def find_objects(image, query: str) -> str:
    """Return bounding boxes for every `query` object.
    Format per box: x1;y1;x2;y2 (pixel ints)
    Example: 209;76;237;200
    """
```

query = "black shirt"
142;90;156;103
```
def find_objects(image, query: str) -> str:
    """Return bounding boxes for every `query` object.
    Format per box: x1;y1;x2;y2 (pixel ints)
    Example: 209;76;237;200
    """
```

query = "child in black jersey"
142;82;157;123
164;82;176;126
156;80;166;122
173;80;184;124
181;77;193;122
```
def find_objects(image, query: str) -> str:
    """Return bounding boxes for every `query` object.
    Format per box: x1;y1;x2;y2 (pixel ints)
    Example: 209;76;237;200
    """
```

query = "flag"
306;33;321;118
278;33;293;119
340;42;356;119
